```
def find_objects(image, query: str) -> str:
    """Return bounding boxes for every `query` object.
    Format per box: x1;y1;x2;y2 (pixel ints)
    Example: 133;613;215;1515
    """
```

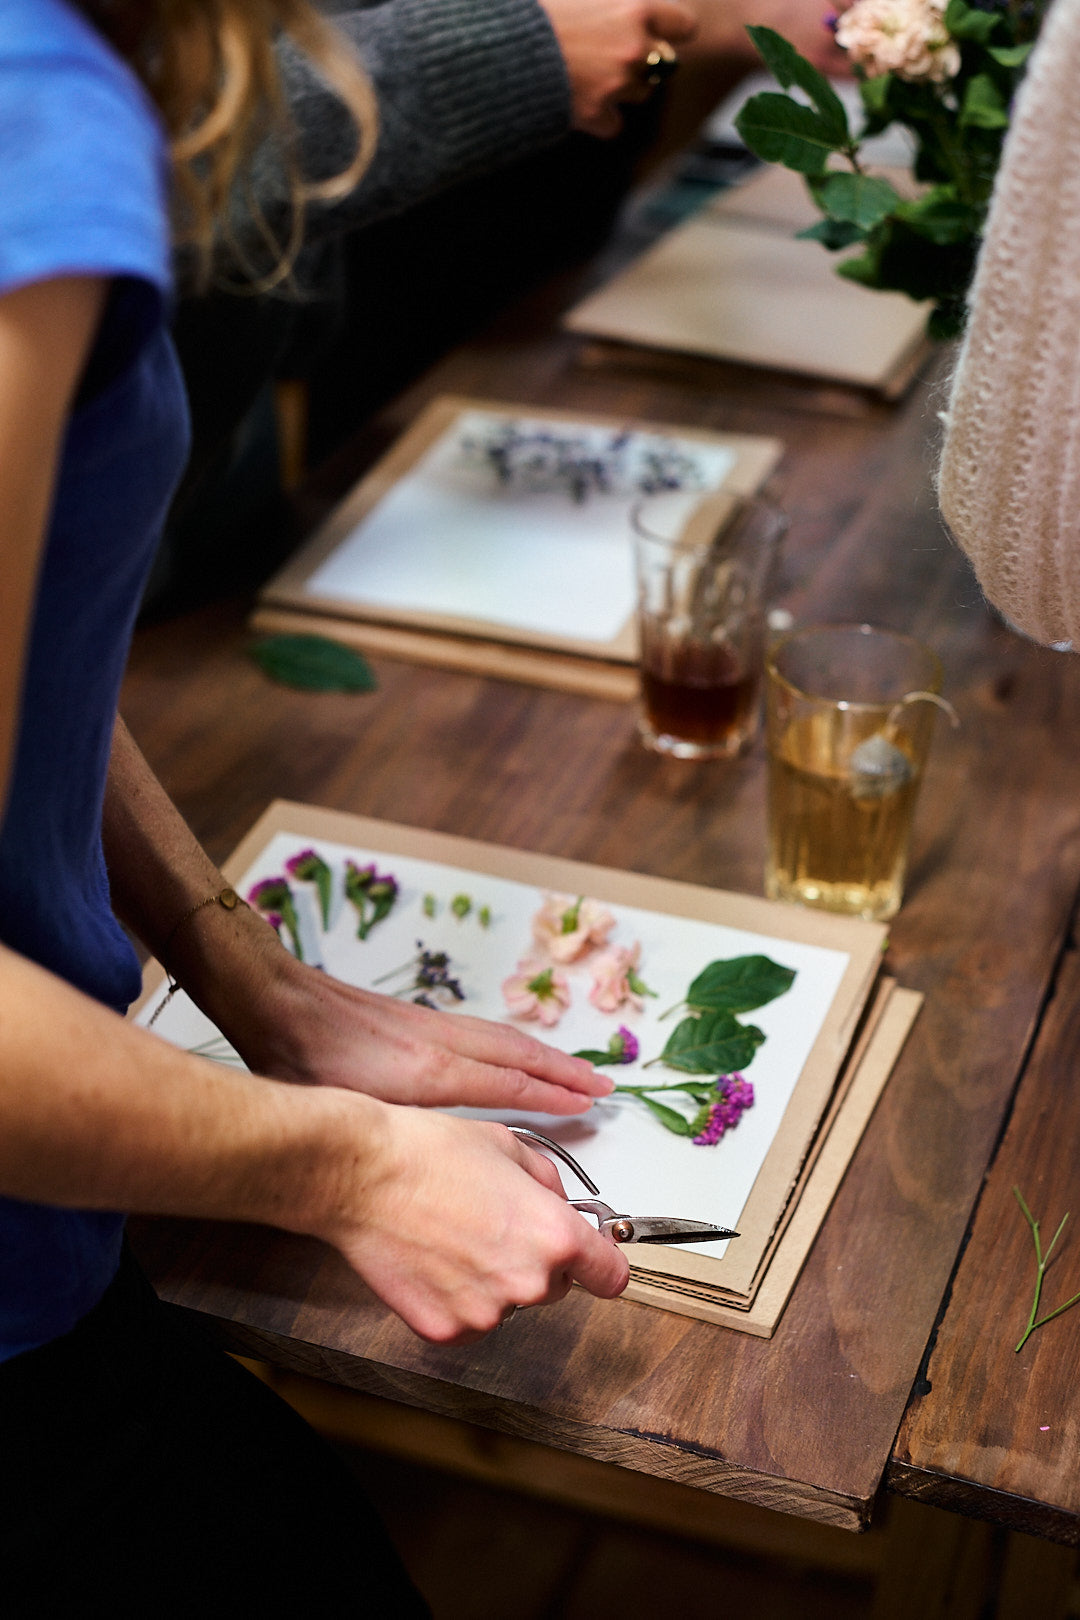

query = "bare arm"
0;281;627;1340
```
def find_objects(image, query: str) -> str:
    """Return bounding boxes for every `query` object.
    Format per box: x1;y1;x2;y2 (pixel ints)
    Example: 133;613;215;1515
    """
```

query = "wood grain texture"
122;301;1080;1532
890;938;1080;1543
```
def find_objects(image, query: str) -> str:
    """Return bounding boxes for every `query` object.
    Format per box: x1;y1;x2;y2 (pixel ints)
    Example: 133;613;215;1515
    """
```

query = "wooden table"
124;251;1080;1544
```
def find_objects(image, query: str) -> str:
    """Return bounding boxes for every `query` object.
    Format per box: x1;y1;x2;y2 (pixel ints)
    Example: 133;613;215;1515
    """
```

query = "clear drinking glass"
632;492;786;760
765;623;944;922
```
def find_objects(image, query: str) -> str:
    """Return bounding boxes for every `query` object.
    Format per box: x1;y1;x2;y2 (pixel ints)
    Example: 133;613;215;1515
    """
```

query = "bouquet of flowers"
734;0;1049;337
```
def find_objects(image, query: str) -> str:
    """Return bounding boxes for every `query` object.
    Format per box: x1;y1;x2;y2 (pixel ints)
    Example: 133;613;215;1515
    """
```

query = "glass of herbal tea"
765;624;946;922
631;492;785;760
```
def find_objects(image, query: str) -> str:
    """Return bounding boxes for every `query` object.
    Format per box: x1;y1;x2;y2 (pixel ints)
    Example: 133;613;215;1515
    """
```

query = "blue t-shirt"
0;0;189;1358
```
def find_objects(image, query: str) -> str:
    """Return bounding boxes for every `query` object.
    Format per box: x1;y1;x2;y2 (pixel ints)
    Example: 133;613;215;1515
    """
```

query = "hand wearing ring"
643;39;679;89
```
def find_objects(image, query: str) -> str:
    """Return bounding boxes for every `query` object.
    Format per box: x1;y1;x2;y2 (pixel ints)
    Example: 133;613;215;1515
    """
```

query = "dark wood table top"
125;267;1080;1536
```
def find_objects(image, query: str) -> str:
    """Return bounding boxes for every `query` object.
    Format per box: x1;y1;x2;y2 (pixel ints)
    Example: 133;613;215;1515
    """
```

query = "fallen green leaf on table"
247;634;377;693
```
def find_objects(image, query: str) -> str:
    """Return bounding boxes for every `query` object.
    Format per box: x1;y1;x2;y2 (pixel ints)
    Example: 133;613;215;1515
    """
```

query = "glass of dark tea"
632;492;785;759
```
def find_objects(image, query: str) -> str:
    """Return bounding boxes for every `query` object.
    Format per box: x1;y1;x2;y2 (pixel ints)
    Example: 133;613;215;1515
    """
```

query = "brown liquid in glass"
641;641;756;747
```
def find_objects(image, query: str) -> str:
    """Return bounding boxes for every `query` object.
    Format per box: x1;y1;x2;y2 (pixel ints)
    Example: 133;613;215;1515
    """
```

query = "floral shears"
509;1126;738;1246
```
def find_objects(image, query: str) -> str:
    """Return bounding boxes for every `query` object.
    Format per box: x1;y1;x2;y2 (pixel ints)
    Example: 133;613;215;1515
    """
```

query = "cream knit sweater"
938;0;1080;646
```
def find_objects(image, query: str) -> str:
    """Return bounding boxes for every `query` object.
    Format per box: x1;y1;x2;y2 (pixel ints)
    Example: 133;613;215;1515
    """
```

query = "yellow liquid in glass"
765;716;920;922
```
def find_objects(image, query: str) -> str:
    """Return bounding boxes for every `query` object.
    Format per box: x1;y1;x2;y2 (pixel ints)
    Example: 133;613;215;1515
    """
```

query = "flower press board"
563;166;933;397
252;396;782;699
133;802;918;1336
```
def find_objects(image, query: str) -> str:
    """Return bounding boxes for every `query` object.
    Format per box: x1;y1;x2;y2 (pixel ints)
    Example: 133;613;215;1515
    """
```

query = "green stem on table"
1014;1186;1075;1352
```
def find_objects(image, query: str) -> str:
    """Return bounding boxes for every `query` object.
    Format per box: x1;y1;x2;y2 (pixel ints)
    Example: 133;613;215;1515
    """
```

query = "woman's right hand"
313;1099;629;1344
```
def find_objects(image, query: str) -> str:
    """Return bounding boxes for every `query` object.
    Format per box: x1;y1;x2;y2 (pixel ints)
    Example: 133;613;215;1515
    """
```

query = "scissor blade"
625;1216;739;1244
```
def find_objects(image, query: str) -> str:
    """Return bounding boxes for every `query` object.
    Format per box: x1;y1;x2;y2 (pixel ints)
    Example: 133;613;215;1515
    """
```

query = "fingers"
648;0;698;45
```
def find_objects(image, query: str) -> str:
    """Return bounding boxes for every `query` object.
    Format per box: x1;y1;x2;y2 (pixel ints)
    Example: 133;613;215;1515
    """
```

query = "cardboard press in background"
564;166;932;397
253;396;783;700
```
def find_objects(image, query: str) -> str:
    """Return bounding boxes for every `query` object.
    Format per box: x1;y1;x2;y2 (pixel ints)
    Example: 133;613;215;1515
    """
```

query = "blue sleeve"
0;16;171;302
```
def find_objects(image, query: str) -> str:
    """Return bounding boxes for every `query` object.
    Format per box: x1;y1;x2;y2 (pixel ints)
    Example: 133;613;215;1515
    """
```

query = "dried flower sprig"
532;894;616;963
573;1026;640;1066
1014;1187;1080;1353
374;942;466;1007
589;943;656;1014
611;1072;754;1143
460;421;708;505
285;848;334;930
247;877;304;961
344;861;399;940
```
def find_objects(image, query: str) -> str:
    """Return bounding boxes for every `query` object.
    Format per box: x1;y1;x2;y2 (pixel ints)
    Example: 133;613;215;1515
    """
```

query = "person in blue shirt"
0;0;630;1606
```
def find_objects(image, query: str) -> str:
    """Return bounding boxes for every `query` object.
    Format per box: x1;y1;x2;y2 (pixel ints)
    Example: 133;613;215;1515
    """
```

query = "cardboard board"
255;396;782;694
564;167;932;395
133;802;917;1334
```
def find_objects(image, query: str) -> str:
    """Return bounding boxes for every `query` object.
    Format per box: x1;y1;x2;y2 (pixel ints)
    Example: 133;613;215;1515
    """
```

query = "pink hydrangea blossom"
835;0;960;83
502;959;572;1027
588;941;653;1014
532;893;616;963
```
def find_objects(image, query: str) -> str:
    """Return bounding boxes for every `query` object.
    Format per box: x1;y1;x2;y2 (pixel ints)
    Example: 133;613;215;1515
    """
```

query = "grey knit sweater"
272;0;573;241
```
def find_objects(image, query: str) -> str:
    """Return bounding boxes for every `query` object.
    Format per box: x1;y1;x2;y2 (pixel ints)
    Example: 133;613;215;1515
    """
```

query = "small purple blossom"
246;877;303;961
693;1074;755;1146
344;860;400;939
613;1025;639;1064
248;876;291;909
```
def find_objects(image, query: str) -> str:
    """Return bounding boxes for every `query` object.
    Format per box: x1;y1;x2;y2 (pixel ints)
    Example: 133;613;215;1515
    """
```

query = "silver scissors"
509;1126;739;1245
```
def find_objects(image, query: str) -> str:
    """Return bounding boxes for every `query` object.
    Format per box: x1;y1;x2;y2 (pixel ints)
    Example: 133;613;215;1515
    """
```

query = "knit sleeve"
937;0;1080;647
267;0;572;241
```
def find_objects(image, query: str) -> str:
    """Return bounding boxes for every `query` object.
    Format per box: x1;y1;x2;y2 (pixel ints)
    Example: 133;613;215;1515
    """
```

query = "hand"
216;939;614;1116
538;0;700;137
320;1105;630;1343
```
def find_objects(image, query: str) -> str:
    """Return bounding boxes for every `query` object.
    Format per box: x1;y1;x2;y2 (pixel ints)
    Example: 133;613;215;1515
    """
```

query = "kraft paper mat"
134;802;915;1335
564;166;932;396
255;396;782;695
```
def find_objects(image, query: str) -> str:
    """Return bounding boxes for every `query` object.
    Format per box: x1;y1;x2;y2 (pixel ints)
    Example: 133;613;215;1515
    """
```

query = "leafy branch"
1013;1187;1080;1353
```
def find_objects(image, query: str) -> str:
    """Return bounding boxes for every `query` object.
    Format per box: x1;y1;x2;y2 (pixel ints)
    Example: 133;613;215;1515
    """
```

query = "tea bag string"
883;689;961;738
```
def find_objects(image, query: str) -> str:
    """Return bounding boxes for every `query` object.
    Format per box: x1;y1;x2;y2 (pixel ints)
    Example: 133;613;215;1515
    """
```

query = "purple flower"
613;1025;640;1064
285;848;320;877
693;1074;755;1146
248;876;291;910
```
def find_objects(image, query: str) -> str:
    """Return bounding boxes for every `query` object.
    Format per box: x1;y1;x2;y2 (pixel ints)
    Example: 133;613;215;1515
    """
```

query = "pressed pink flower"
588;941;656;1013
532;893;616;963
835;0;960;82
502;958;571;1027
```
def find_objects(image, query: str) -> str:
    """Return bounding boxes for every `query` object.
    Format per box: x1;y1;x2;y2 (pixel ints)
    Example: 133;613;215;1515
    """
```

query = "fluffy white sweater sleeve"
938;0;1080;646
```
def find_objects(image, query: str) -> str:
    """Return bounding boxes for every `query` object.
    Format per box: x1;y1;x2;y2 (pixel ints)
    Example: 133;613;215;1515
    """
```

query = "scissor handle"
507;1125;600;1196
570;1199;636;1244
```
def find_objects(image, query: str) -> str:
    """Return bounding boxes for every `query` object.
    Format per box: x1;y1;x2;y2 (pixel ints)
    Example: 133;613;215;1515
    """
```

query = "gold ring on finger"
643;40;679;89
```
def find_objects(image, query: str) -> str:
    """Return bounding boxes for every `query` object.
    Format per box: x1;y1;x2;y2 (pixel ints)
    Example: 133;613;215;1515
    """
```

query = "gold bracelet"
147;887;245;1029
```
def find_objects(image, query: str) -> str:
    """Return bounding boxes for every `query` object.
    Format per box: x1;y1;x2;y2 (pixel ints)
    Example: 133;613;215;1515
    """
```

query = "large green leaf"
658;1011;766;1075
248;634;378;693
814;171;901;229
734;93;840;176
960;73;1010;130
895;189;981;244
745;26;849;142
685;955;796;1014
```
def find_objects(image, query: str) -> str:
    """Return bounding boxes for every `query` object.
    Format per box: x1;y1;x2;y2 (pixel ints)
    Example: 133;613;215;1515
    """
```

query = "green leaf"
640;1095;697;1136
659;1011;766;1075
813;171;901;230
894;190;980;245
734;93;841;176
686;955;796;1014
987;42;1032;67
248;634;378;693
744;26;849;142
835;248;883;288
797;217;867;250
573;1048;624;1065
944;0;1000;43
858;72;893;123
960;72;1010;129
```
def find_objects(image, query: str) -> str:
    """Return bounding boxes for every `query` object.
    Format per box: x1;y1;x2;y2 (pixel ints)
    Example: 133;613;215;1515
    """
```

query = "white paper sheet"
138;831;850;1258
304;410;737;643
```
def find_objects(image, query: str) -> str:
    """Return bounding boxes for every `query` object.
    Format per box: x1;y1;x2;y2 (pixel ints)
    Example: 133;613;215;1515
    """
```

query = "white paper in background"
138;832;849;1259
304;410;737;644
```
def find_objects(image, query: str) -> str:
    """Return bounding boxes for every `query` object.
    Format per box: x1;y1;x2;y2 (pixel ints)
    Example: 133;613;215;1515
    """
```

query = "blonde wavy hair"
78;0;378;287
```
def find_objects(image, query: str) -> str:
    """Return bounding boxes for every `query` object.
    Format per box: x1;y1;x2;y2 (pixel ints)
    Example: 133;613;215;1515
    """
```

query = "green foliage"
248;634;377;693
657;1010;766;1076
684;954;796;1015
736;3;1049;336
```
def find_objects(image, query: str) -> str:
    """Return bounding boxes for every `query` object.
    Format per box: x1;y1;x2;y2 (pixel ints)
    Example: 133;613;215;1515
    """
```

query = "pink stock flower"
532;893;616;963
835;0;960;83
588;941;655;1014
502;959;572;1027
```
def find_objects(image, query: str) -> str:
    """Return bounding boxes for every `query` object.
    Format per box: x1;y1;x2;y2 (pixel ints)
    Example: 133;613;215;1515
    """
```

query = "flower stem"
1014;1187;1075;1352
